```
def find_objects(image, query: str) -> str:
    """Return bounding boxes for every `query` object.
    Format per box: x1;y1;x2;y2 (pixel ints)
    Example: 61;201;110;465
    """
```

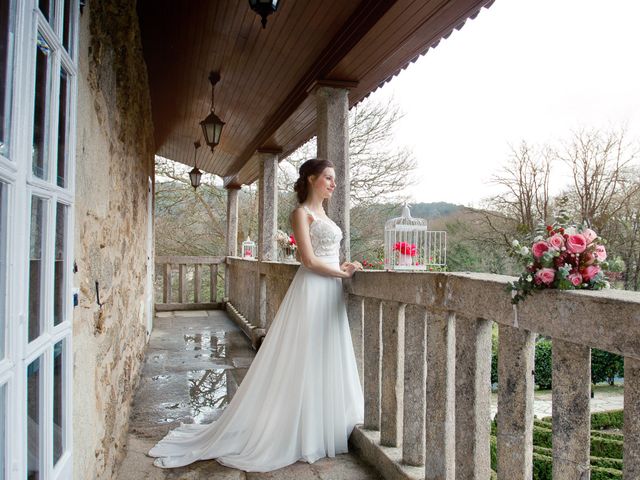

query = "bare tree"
488;141;552;235
559;129;640;230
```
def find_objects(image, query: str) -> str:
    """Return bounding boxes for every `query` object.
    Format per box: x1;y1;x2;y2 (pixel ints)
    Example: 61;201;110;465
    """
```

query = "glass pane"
38;0;51;23
0;0;15;158
0;183;6;358
29;197;46;342
0;383;5;480
54;203;66;326
62;0;73;53
53;341;64;464
56;68;69;187
27;357;42;480
32;35;51;180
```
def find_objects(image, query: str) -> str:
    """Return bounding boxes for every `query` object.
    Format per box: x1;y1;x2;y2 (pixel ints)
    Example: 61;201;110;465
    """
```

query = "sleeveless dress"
148;206;364;472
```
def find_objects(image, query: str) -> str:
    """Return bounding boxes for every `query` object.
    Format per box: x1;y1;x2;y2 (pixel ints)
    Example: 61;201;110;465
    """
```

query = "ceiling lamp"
248;0;280;29
189;141;203;189
200;71;225;152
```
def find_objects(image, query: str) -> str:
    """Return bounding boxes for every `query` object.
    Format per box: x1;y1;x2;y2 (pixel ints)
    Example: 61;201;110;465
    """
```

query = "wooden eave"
138;0;493;187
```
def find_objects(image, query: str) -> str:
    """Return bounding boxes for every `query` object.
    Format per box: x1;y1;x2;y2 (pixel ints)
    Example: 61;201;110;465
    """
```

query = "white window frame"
2;1;77;478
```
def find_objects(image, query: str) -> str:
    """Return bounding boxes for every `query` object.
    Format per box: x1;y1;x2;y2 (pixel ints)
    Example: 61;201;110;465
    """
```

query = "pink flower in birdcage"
393;242;417;256
244;249;252;257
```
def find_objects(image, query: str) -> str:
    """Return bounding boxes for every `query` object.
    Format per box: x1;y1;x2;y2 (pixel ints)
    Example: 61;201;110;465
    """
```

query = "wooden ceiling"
138;0;493;187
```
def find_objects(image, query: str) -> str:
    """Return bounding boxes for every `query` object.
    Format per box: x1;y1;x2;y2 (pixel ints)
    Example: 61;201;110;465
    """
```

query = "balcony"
127;255;640;479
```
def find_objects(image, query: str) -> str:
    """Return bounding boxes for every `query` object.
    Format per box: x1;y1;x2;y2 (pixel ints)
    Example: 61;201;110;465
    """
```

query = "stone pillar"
455;316;492;480
497;326;535;480
363;297;382;430
226;186;240;257
315;85;350;262
347;294;364;390
257;150;279;261
425;310;456;480
552;339;591;479
403;304;427;466
624;357;640;479
380;301;405;447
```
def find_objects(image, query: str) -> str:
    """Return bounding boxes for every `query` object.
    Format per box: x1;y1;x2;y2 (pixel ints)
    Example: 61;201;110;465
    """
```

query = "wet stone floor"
117;310;381;480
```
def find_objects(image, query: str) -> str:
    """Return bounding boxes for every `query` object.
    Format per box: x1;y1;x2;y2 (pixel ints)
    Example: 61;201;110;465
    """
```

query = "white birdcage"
384;205;447;271
241;236;256;259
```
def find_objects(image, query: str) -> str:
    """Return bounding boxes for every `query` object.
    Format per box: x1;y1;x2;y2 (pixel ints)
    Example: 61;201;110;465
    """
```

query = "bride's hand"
340;262;357;278
350;261;363;271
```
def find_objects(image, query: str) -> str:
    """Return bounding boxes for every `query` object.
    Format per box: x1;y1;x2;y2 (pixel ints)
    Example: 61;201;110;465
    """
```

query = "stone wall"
73;1;155;478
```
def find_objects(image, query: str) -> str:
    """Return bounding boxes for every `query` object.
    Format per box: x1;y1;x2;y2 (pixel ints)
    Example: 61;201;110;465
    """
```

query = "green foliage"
591;349;624;386
534;339;553;390
589;410;624;430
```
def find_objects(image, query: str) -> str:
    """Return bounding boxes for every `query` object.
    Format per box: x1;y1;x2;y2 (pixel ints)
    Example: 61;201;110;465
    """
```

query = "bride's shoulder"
290;206;313;225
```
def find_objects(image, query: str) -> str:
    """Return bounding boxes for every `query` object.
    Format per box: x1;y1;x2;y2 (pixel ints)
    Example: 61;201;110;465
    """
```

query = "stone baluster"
194;264;201;303
178;264;185;303
347;295;364;390
163;264;171;303
380;301;405;447
363;297;382;430
425;310;456;480
402;304;427;466
624;357;640;479
497;325;535;479
552;339;591;479
455;315;492;480
210;264;218;302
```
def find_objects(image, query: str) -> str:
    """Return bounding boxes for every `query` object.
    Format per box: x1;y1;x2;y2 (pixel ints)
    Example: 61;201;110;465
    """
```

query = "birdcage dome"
384;204;429;231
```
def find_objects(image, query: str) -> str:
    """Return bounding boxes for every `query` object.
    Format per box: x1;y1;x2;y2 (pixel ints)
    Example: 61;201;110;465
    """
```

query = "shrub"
591;349;624;386
534;339;552;389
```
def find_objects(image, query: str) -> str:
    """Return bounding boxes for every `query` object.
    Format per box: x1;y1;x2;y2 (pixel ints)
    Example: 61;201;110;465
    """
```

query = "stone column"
226;186;240;257
425;310;456;480
455;316;492;480
257;150;279;262
315;85;350;262
497;326;536;480
380;301;405;447
363;297;382;430
624;357;640;479
552;339;591;479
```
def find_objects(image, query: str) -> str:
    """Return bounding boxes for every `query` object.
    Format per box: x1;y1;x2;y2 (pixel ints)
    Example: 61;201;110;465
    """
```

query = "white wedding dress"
148;206;364;472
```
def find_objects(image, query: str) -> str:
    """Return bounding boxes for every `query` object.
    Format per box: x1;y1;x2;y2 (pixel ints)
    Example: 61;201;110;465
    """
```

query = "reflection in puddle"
184;332;228;359
188;369;238;424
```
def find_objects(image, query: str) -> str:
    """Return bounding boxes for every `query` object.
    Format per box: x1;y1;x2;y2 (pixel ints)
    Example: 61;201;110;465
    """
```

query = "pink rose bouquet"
508;222;609;304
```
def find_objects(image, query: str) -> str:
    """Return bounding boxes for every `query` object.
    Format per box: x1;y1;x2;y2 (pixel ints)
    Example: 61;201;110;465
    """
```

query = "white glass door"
1;1;77;478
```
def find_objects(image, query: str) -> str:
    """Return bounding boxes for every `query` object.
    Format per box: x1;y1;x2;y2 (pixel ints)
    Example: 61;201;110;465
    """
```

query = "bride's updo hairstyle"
293;158;335;203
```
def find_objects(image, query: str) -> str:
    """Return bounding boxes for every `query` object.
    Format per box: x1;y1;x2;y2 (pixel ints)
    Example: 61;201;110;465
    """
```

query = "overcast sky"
371;0;640;206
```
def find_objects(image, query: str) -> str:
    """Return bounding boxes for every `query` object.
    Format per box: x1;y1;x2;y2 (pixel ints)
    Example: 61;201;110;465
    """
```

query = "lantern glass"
189;167;202;188
383;205;447;271
200;112;225;149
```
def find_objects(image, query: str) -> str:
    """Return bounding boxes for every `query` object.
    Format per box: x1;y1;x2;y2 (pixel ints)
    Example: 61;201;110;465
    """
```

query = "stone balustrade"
155;256;225;311
223;260;640;479
345;270;640;480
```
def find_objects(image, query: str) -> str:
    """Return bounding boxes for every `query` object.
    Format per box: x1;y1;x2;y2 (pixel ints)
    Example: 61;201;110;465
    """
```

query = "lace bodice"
302;206;342;257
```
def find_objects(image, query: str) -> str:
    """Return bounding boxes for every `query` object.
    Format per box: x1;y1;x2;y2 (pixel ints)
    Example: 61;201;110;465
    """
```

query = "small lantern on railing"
242;236;256;259
384;204;447;271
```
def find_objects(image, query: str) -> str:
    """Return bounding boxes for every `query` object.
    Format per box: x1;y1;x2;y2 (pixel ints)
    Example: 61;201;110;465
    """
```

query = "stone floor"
116;310;382;480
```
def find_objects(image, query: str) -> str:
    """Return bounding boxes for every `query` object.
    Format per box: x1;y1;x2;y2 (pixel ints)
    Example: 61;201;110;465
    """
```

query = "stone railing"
344;271;640;480
155;256;226;311
225;257;298;348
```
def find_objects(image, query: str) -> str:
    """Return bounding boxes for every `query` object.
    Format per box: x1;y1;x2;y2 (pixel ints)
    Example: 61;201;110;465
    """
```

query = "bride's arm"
290;208;355;279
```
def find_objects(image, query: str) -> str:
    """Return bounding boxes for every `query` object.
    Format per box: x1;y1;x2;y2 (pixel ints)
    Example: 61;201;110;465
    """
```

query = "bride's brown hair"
293;158;335;203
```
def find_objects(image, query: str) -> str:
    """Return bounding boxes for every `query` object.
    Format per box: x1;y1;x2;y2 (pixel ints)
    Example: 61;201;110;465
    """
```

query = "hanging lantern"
189;141;202;189
242;236;256;259
384;204;447;271
200;71;225;152
248;0;280;29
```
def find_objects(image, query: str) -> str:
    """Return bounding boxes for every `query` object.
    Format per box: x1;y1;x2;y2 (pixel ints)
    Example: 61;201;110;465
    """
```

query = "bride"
148;158;365;472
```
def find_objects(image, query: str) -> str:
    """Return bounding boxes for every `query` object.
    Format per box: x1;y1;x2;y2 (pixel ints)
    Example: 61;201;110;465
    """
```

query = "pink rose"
532;241;550;258
535;268;556;285
594;245;607;261
581;265;601;281
568;273;583;286
582;228;597;244
566;234;587;254
548;234;565;250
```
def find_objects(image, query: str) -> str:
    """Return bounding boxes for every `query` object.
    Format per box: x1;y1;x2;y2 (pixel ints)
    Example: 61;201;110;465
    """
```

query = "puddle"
187;369;237;424
151;374;169;381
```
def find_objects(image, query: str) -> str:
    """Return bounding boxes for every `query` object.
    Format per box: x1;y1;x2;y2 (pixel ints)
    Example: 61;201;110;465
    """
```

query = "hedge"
541;409;623;430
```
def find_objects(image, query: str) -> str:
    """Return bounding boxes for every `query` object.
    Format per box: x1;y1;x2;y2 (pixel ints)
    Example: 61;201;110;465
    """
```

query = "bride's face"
310;167;336;200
